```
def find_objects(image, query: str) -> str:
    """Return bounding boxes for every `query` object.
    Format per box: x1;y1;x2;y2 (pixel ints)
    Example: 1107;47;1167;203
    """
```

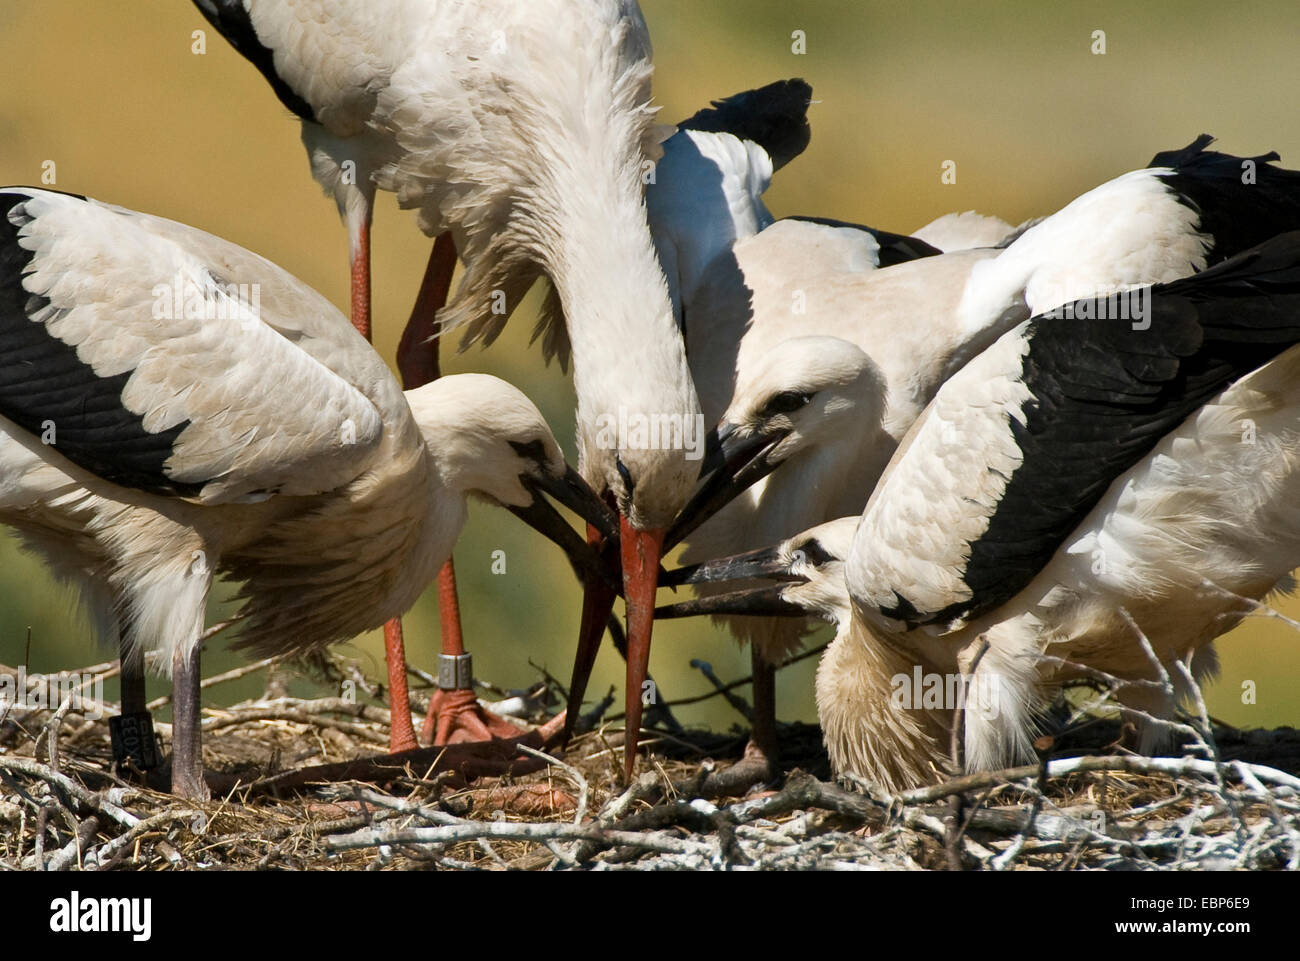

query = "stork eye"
506;436;548;475
797;538;836;566
509;439;548;465
761;390;813;417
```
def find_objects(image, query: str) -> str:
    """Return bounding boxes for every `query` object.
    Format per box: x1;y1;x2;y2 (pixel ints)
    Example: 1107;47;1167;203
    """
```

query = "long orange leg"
395;232;455;387
349;213;373;340
391;235;533;747
383;619;418;753
349;210;419;753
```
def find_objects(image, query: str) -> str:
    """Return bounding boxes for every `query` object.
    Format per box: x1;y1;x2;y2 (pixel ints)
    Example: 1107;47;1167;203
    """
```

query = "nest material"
1;655;1298;871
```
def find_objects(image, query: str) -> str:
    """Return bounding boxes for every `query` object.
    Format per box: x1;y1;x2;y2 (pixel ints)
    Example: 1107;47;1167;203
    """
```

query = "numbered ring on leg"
437;653;473;690
110;712;161;771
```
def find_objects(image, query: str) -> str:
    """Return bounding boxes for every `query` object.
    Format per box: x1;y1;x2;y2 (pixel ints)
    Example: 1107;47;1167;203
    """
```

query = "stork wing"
192;0;317;122
649;80;816;332
1146;134;1300;266
911;211;1019;253
849;233;1300;632
0;188;390;504
678;78;813;173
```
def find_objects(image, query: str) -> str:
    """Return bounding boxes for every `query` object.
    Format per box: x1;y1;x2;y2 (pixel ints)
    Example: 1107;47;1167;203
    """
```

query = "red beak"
620;516;665;782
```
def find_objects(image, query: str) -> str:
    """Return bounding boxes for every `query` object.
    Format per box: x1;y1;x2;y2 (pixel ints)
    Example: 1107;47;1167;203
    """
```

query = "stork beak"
664;422;790;551
655;587;808;619
563;521;619;746
510;466;618;591
620;515;665;781
656;544;810;619
562;499;675;749
530;465;620;544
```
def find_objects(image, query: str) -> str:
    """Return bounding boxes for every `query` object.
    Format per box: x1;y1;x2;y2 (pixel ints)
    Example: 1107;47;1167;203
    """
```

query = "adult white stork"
0;187;616;798
192;0;701;773
661;136;1300;779
557;78;946;760
661;232;1300;790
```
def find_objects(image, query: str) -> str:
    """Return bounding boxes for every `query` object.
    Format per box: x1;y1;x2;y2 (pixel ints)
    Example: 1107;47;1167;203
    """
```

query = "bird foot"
421;687;531;745
170;764;212;801
141;756;213;800
700;738;778;798
382;710;572;782
422;709;568;780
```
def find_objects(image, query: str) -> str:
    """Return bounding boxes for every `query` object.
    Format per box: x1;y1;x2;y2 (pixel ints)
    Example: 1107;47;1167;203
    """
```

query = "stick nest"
2;655;1298;871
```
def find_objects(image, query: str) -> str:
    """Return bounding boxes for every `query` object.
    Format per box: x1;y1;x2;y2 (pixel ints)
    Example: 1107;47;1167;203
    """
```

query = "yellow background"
0;0;1296;730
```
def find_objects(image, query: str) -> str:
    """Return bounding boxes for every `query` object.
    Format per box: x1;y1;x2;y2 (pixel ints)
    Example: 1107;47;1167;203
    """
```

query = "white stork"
661;232;1300;791
193;0;700;773
557;78;940;758
662;136;1300;778
0;187;616;799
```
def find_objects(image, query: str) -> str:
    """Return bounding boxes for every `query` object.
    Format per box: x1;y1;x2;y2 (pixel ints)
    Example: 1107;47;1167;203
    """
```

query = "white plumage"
664;234;1300;791
648;124;779;326
674;137;1300;701
198;0;705;774
909;210;1019;252
645;132;1300;785
197;0;699;523
0;188;610;797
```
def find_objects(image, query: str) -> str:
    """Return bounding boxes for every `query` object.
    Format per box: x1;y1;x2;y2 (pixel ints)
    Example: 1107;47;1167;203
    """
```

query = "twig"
517;745;589;827
687;660;753;721
649;644;828;712
326;819;717;858
894;755;1300;806
84;808;209;871
0;757;140;829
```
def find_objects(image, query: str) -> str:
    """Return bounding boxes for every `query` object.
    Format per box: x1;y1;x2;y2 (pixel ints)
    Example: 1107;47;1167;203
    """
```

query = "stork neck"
545;172;698;455
764;428;897;540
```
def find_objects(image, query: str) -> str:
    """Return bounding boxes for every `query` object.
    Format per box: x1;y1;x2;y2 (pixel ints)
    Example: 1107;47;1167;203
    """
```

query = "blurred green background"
0;0;1296;730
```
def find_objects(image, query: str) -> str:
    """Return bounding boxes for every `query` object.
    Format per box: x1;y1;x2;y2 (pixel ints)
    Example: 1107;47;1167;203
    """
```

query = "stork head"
723;335;885;461
407;375;618;587
572;365;705;531
656;517;858;627
666;336;887;549
563;344;705;778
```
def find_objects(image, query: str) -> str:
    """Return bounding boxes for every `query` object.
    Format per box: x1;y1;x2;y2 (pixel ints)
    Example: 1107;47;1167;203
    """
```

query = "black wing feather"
0;193;202;497
888;232;1300;628
192;0;317;123
679;79;812;172
1150;134;1300;265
